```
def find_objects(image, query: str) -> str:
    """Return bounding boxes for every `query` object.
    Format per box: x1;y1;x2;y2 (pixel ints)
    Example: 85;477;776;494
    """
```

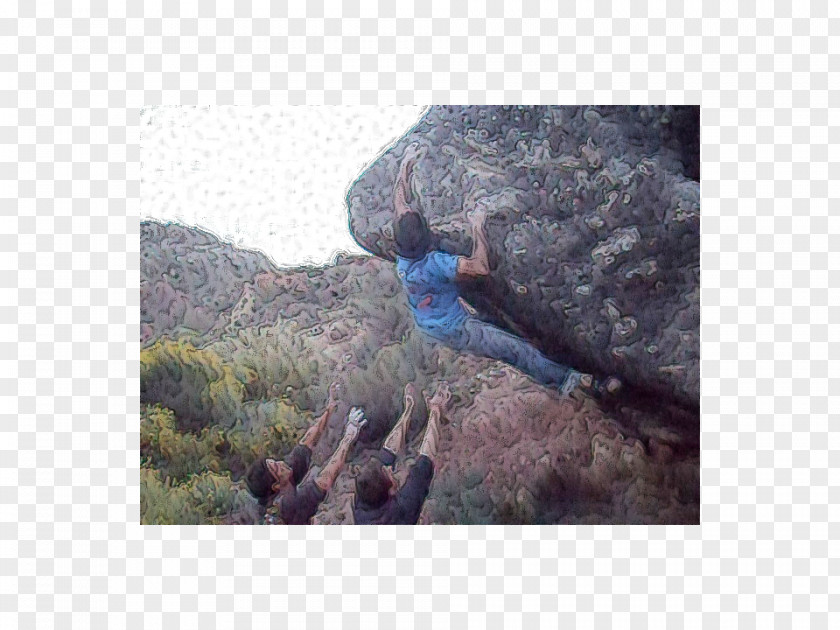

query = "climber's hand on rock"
467;204;488;226
457;296;478;316
402;142;425;166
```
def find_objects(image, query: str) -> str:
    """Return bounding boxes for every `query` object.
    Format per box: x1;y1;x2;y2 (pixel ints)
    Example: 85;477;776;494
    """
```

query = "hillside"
140;220;699;524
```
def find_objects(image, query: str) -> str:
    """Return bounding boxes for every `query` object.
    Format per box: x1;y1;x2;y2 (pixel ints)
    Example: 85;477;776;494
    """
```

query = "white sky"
140;106;427;267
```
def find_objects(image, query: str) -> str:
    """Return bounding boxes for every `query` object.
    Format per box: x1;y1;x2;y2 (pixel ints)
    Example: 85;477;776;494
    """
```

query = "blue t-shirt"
396;251;468;338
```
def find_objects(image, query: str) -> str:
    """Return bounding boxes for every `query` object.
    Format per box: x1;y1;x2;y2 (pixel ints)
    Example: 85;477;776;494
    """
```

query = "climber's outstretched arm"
393;168;413;218
394;143;425;218
314;407;366;493
457;207;490;278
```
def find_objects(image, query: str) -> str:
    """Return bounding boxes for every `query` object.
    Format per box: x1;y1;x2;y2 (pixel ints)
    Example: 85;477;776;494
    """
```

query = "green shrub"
224;400;301;479
140;339;252;429
140;403;226;483
140;466;261;525
141;401;301;483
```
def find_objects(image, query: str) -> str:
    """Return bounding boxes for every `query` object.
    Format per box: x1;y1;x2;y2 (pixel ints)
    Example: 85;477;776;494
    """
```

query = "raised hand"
401;142;426;167
328;381;343;407
344;407;368;441
466;203;488;226
347;406;364;426
403;383;418;412
425;382;452;411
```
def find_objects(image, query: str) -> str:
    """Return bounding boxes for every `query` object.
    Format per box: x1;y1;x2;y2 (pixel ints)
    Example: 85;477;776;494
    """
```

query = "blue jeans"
424;316;576;390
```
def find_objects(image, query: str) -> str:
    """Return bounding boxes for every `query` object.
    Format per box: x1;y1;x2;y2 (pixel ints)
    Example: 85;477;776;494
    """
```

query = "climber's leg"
459;317;575;389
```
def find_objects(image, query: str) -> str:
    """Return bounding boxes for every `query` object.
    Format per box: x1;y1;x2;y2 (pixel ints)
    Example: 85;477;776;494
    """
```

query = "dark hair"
245;459;275;505
355;457;393;509
393;212;431;260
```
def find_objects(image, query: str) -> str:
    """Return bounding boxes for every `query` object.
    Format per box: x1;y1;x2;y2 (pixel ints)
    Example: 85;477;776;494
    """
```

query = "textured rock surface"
141;221;699;524
346;106;700;408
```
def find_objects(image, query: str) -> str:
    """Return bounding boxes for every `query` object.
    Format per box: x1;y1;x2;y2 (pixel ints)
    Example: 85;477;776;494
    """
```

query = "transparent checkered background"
1;0;836;627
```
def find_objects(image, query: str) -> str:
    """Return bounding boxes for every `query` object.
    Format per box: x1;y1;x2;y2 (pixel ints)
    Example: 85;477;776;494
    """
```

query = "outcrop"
346;106;700;408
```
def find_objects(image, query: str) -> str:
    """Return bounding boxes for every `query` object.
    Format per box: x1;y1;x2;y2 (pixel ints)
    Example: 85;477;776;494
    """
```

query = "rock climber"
353;382;450;525
245;382;367;524
391;142;620;397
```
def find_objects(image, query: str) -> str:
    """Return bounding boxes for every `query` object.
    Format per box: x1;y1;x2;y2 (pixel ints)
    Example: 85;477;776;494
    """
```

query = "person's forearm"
427;407;441;426
394;182;411;216
469;222;490;274
418;426;438;463
393;159;415;216
418;408;441;462
398;152;419;180
394;170;408;201
382;406;412;455
299;422;321;450
299;403;336;450
318;401;337;431
314;436;353;492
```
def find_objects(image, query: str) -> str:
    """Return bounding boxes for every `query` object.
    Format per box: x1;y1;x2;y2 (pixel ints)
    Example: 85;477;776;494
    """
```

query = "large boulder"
346;106;700;409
